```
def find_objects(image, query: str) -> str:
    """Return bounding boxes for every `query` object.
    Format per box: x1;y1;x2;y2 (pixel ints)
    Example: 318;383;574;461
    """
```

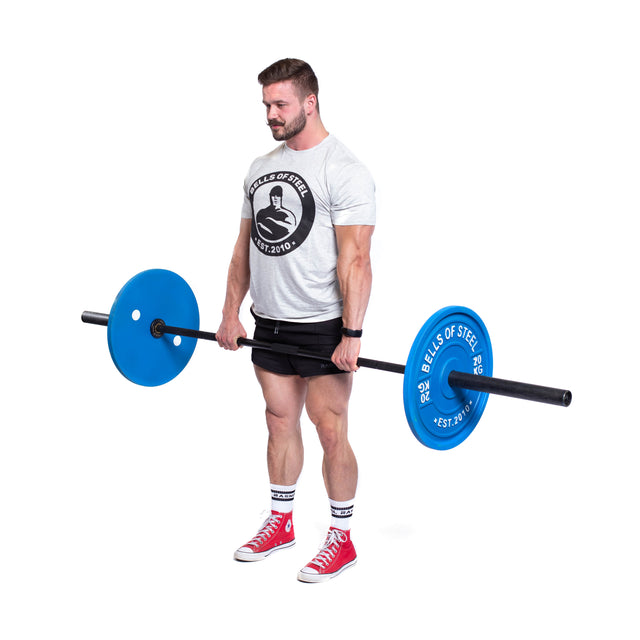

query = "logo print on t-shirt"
249;171;315;256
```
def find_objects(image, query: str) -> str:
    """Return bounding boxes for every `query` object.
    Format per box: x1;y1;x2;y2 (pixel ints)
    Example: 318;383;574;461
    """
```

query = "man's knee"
311;414;348;453
265;408;301;438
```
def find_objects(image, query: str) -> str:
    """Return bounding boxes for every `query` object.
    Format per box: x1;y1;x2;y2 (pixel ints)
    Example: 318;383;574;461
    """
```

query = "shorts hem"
253;361;348;378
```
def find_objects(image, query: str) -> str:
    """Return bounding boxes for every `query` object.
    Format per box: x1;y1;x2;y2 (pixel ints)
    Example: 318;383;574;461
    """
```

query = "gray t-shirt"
241;134;376;322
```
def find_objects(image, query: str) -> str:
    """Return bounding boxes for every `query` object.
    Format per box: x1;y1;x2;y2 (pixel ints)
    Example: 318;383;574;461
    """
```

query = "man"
216;58;375;583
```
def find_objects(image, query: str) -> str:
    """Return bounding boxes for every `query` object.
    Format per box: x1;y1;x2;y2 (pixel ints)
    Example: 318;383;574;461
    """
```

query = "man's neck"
285;120;329;151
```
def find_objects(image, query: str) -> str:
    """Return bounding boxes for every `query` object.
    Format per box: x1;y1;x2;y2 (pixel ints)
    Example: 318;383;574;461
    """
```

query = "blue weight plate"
107;269;199;386
403;306;493;450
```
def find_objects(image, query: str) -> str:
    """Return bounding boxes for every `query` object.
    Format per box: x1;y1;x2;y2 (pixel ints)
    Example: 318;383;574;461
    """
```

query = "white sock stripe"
270;484;297;504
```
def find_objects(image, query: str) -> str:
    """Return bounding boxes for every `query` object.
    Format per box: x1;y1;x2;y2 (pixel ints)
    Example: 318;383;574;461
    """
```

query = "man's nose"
267;105;279;121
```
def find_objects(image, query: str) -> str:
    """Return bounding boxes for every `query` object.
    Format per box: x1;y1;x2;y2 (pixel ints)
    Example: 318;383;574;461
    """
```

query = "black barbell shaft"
81;311;571;406
156;321;406;374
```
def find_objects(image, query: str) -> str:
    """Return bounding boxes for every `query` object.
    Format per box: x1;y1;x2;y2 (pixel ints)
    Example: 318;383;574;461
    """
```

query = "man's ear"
305;94;317;115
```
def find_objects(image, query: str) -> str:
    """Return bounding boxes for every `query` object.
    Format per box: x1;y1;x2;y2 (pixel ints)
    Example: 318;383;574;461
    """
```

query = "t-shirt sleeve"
329;162;376;226
241;184;252;219
240;166;255;220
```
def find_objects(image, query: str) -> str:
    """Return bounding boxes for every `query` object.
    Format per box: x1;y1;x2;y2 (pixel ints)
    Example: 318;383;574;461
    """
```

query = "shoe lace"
309;529;347;569
247;513;282;548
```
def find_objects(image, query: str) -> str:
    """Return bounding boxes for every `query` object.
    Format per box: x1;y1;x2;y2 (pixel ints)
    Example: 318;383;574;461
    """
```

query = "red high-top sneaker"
297;528;357;583
234;511;295;562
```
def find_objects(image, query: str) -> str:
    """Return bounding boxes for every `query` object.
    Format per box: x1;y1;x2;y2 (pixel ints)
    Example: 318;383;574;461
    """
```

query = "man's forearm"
338;254;372;331
222;220;251;318
223;256;250;318
336;225;375;330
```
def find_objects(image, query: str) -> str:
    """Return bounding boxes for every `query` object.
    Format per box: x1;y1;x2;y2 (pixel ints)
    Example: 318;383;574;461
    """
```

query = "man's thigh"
305;372;354;425
254;366;308;422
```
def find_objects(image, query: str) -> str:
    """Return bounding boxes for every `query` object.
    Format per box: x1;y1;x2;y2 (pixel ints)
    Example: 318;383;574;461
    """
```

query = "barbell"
81;269;572;450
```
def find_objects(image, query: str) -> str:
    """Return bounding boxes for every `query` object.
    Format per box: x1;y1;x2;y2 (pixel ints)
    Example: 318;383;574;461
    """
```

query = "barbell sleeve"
81;311;109;326
447;370;572;407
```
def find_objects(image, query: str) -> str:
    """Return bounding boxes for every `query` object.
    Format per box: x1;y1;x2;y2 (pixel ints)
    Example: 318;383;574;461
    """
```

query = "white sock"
330;498;354;530
270;483;296;514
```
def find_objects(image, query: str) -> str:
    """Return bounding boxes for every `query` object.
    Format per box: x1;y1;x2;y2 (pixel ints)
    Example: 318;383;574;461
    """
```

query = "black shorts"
250;310;346;378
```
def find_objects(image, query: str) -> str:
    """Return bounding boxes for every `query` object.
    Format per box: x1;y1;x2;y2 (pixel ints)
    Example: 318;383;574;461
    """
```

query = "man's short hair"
258;58;319;106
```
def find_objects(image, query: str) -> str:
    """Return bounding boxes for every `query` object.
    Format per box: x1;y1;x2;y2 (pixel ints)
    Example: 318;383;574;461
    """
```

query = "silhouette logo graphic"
249;171;315;256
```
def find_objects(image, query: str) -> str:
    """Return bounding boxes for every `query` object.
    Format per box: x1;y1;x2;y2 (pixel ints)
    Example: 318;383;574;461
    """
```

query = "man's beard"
268;108;307;141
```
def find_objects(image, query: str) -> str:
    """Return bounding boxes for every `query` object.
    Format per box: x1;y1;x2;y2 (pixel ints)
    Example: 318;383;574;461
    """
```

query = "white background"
2;1;638;638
